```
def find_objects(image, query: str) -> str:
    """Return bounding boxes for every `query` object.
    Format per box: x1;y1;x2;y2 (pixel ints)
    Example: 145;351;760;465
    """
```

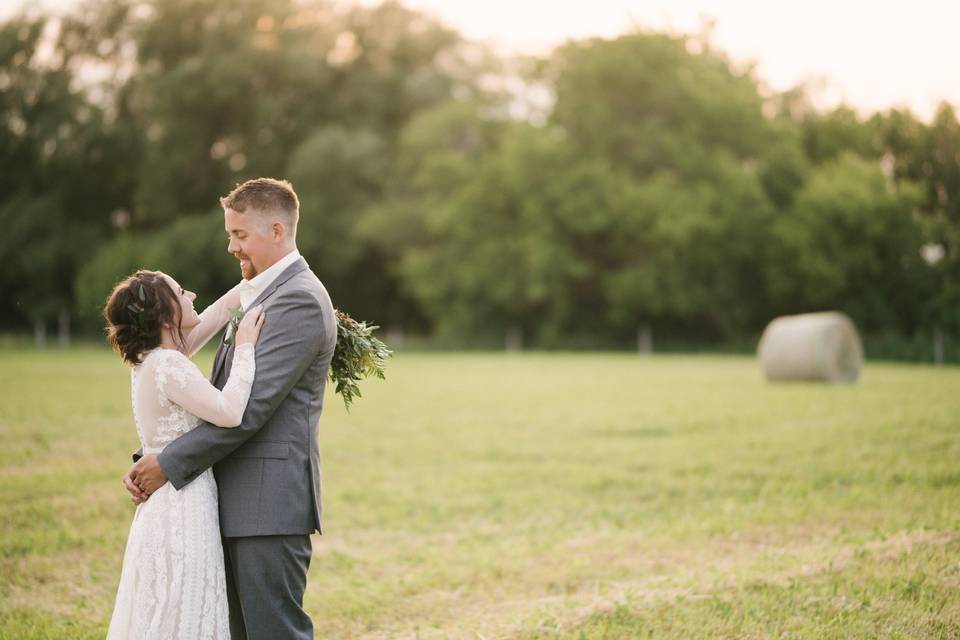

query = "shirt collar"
240;249;301;302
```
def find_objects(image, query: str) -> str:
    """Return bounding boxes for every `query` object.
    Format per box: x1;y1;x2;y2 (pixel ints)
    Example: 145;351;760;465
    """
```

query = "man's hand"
126;454;169;499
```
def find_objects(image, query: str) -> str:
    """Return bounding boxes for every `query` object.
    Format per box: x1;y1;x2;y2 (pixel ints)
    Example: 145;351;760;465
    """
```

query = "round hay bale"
757;312;863;383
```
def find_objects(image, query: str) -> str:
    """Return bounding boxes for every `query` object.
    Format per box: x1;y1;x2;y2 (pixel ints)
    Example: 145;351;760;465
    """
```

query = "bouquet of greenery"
329;309;392;410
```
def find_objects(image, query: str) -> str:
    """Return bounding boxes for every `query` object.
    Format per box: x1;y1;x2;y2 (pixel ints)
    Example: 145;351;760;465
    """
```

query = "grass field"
1;347;959;639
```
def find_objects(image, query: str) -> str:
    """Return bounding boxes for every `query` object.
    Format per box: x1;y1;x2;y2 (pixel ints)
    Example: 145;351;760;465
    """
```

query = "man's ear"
272;221;285;242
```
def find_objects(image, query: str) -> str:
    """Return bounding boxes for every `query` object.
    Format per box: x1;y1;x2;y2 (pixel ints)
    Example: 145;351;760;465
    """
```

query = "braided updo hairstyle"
104;270;185;366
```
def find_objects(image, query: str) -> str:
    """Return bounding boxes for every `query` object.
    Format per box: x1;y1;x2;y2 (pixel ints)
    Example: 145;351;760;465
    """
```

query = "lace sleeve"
157;346;256;428
183;283;244;357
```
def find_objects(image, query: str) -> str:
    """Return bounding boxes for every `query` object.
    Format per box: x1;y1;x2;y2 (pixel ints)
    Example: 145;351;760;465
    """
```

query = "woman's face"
161;273;200;331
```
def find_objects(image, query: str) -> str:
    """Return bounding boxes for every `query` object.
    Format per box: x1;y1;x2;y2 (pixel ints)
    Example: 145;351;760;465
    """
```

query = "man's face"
224;207;273;280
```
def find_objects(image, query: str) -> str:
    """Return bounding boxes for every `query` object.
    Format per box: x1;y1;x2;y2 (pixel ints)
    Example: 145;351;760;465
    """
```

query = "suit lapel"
210;258;310;383
245;257;309;311
210;342;230;386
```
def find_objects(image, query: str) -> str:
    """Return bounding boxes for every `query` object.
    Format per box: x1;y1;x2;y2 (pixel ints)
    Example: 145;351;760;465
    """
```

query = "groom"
125;178;337;639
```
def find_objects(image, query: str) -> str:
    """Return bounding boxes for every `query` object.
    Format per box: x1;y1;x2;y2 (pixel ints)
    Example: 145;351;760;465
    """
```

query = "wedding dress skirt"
106;456;230;640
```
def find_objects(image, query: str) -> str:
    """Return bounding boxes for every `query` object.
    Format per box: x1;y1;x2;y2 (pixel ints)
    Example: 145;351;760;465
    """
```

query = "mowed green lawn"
1;347;959;639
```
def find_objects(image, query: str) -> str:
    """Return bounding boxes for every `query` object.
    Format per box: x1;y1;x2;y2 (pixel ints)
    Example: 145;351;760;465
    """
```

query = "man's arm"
156;288;327;490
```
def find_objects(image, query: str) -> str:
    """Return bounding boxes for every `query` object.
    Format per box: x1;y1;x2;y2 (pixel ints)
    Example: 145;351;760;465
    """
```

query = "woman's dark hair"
104;270;185;366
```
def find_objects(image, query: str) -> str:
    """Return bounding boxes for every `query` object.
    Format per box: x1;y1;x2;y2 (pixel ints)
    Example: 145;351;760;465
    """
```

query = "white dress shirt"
238;249;302;310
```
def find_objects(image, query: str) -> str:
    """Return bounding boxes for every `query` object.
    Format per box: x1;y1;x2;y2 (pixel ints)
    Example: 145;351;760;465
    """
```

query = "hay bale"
757;312;863;383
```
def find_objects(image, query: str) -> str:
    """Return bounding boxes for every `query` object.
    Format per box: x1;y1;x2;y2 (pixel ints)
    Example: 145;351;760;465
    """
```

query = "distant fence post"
506;325;523;352
933;327;944;366
58;309;71;348
34;319;46;349
385;326;405;350
637;323;653;354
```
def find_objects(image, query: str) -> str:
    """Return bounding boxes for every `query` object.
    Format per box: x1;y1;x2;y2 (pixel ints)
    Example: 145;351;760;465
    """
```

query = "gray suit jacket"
157;258;337;537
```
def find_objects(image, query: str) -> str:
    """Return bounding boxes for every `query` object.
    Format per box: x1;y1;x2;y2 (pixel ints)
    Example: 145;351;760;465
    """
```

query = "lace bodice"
128;282;255;452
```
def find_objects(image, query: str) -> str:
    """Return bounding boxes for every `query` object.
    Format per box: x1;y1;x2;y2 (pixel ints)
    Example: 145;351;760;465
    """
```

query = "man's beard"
238;255;258;280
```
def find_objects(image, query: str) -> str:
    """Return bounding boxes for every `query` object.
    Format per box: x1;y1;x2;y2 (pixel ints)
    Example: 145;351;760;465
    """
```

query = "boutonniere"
224;307;245;345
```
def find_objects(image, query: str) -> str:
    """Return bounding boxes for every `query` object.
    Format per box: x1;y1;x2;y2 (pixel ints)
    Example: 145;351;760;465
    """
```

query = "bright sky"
8;0;958;121
385;0;960;121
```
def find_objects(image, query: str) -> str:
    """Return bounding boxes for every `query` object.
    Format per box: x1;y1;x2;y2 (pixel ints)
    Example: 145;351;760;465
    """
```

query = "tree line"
2;0;958;359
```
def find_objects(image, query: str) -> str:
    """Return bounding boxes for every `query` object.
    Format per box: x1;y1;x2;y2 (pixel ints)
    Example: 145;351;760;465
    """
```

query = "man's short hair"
220;178;300;236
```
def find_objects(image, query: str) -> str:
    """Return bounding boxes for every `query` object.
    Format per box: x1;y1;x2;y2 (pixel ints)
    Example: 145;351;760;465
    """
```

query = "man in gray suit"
126;177;337;639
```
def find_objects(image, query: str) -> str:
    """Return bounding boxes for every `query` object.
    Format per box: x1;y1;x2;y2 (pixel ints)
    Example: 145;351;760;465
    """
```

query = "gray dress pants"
222;534;313;640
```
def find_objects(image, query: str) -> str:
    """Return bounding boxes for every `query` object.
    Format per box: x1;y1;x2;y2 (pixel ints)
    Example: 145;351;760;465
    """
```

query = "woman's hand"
236;305;265;346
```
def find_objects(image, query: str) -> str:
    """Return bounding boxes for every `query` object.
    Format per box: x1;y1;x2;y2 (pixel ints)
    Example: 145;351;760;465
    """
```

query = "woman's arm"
161;345;256;428
183;282;244;357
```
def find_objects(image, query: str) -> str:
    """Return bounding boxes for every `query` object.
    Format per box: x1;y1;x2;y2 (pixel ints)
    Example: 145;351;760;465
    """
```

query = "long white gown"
107;285;252;640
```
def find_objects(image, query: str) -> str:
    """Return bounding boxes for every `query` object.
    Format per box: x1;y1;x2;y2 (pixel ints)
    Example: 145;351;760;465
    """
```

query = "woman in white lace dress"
103;269;264;640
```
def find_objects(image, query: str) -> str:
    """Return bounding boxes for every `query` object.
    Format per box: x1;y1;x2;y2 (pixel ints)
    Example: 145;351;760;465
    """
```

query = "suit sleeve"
157;288;326;489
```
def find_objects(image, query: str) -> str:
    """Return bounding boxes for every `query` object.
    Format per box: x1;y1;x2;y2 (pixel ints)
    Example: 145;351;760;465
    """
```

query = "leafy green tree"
389;118;778;343
73;232;151;323
120;0;468;224
354;100;508;329
879;105;960;333
541;31;788;338
63;0;477;334
768;153;925;333
801;106;883;165
0;12;124;335
604;157;778;339
75;210;238;326
287;125;392;322
547;32;775;181
4;2;958;355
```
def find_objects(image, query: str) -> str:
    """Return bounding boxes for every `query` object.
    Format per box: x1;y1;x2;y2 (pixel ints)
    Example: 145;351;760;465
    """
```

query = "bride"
103;269;263;639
